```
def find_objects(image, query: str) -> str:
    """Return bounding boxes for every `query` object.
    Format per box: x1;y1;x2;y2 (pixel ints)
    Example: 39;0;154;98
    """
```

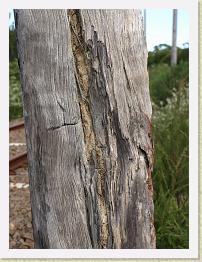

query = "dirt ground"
9;119;34;249
9;169;34;249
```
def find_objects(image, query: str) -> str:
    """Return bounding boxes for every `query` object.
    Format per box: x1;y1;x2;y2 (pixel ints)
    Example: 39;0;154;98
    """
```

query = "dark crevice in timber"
47;122;79;131
138;146;150;168
83;186;94;248
57;100;66;112
122;56;131;90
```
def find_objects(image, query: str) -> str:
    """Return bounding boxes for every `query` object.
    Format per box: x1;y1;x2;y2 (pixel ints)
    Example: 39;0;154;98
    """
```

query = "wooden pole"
15;9;156;249
171;9;178;66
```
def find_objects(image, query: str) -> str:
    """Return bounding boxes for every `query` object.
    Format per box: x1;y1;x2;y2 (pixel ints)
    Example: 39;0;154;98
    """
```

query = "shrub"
152;84;189;248
148;44;189;67
149;61;189;106
9;59;23;120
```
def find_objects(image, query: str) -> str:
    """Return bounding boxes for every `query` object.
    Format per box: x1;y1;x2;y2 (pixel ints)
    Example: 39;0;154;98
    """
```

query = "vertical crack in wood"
68;9;109;248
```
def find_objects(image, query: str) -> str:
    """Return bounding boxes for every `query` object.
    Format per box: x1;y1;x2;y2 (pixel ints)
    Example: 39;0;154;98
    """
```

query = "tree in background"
9;19;22;120
148;44;188;106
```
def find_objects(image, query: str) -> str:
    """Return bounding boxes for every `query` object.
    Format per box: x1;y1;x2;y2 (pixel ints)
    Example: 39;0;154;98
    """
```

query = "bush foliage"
148;44;189;248
149;61;188;106
9;58;23;120
152;85;189;248
9;27;23;120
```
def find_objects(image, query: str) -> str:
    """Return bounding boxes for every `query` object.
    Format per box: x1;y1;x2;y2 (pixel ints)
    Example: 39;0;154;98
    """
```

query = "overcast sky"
9;9;189;51
145;9;189;51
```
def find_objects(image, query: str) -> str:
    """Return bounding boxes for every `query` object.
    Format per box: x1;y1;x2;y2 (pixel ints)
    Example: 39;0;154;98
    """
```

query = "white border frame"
0;0;198;259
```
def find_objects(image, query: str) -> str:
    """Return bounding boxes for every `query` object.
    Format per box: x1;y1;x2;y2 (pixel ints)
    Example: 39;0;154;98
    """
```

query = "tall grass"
152;83;189;248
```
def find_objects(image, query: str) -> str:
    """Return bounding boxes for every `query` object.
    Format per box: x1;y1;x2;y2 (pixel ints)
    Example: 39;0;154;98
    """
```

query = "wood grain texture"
15;9;156;249
14;9;92;249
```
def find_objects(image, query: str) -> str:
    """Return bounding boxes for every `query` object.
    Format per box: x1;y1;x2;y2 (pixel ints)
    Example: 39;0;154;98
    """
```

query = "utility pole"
171;9;178;66
15;9;156;249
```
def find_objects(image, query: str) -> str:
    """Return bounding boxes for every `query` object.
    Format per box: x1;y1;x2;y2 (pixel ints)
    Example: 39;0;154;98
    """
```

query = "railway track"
9;120;34;249
9;120;24;131
9;121;27;175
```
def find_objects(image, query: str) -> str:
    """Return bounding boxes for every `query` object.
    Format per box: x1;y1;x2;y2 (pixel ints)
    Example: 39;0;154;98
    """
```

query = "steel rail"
9;152;27;175
9;121;24;131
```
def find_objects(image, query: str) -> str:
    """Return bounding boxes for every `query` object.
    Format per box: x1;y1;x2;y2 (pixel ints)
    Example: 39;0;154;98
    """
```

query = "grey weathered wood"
15;9;156;249
171;9;178;66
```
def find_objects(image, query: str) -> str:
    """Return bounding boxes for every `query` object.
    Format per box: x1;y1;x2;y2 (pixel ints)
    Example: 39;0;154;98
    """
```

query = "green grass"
152;84;189;248
149;61;189;106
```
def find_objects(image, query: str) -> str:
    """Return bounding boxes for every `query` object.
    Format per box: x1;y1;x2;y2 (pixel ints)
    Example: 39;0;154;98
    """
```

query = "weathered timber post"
14;9;156;249
171;9;178;66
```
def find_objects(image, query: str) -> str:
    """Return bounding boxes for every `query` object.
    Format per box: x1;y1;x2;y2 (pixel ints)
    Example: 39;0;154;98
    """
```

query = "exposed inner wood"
68;10;109;248
68;9;156;248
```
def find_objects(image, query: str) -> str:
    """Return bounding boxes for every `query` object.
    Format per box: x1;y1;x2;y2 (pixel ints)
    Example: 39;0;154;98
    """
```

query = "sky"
9;9;189;51
145;9;189;51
